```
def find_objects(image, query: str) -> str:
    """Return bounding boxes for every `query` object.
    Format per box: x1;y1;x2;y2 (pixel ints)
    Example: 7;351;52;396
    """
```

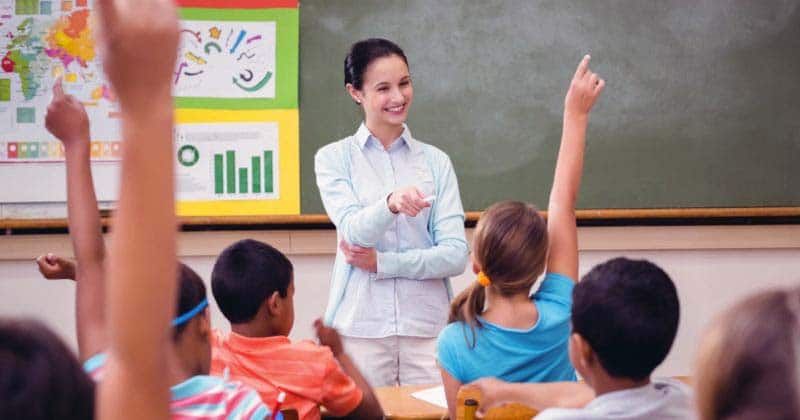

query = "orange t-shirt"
210;330;362;420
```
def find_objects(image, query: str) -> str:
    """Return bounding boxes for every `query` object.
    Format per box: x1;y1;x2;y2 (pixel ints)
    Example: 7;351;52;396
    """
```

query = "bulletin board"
0;0;299;218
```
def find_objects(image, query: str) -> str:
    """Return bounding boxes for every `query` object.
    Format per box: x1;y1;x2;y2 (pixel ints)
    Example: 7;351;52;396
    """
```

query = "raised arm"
44;78;106;361
546;55;605;281
95;0;179;419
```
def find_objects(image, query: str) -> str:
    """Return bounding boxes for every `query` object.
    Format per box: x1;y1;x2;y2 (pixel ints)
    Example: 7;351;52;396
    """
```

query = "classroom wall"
2;225;799;377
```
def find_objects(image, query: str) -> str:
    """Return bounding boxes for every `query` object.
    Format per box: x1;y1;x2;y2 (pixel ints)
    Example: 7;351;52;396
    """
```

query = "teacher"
315;38;468;387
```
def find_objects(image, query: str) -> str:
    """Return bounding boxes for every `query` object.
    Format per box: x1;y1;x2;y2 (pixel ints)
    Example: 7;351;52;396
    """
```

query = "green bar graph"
226;151;236;194
252;156;261;193
264;151;273;193
210;148;274;195
239;168;248;193
214;154;223;194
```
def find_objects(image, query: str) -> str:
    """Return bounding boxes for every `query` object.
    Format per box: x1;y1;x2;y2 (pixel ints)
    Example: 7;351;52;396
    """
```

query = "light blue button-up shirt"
315;123;468;338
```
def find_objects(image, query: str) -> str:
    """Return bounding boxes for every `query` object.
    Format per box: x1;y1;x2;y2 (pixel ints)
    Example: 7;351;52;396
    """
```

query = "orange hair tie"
477;271;491;287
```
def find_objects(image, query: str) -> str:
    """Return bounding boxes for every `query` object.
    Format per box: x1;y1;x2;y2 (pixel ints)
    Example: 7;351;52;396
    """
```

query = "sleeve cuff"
375;251;396;280
365;195;396;233
326;387;363;417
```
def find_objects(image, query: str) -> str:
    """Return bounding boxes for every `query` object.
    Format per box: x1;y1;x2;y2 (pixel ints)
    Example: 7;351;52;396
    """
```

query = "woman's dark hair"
0;318;95;420
344;38;408;90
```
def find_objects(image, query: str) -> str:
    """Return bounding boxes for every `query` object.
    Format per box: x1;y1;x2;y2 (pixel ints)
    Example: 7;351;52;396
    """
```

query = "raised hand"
387;186;431;217
564;55;605;117
94;1;180;419
45;78;90;148
95;0;179;112
35;253;77;281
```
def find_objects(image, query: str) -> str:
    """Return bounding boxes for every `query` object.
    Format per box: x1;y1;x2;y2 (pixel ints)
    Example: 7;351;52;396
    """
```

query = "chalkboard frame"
2;207;800;233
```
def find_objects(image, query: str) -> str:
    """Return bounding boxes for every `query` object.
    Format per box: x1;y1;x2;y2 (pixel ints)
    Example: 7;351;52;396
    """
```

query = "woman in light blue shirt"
314;38;468;387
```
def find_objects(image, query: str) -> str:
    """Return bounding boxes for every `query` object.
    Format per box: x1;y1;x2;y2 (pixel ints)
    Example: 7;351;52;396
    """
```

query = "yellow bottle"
463;398;478;420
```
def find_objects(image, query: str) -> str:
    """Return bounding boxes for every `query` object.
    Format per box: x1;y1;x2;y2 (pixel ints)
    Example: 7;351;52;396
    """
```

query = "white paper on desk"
411;385;448;408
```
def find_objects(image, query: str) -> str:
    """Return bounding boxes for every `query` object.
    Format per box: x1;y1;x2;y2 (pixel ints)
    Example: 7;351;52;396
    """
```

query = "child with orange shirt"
210;239;383;420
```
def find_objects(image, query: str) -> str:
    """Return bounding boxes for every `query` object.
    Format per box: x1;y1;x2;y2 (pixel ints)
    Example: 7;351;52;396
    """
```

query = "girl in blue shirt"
436;55;606;418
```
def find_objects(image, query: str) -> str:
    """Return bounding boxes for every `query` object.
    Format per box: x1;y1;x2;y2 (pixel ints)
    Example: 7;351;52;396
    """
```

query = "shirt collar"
225;330;292;348
355;123;419;153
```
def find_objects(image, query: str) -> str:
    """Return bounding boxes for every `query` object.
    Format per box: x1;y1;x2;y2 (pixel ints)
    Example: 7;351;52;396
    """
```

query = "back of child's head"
448;201;548;344
174;262;207;340
212;239;293;324
696;288;800;420
572;257;679;380
0;318;94;420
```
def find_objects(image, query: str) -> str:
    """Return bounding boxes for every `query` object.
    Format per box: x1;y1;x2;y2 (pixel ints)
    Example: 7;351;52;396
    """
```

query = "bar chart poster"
176;122;279;201
175;109;299;216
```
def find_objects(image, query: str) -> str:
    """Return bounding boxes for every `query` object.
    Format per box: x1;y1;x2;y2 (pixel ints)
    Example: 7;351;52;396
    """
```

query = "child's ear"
197;309;210;337
266;290;281;317
571;333;594;369
470;253;481;274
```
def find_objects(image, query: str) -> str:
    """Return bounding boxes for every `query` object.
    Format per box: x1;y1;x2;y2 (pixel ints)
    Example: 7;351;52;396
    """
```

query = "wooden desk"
375;385;448;420
334;378;693;419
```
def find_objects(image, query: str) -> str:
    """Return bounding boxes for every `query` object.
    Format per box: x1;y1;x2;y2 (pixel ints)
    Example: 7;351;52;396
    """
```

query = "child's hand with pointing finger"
565;55;605;118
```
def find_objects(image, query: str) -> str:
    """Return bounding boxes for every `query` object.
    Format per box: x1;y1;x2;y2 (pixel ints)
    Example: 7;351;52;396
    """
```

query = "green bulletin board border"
175;7;298;109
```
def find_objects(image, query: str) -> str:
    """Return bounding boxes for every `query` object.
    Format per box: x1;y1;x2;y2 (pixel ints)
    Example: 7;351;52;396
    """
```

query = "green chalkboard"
299;0;800;215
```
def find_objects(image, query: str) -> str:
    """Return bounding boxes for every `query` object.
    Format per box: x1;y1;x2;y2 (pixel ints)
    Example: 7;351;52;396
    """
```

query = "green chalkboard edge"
2;207;800;232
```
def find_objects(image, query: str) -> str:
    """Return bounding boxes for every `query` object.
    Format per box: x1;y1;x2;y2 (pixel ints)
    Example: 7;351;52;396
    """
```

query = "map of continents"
0;1;117;163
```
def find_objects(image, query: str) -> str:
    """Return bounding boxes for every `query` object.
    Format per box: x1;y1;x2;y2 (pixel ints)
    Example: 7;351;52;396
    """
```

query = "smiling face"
347;54;413;135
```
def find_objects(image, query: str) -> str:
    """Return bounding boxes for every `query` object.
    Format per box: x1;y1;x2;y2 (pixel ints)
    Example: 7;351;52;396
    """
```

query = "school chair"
456;386;538;420
280;408;299;420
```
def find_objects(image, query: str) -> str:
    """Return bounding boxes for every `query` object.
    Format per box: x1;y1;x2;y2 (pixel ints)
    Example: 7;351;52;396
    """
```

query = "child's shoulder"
437;320;470;345
437;321;492;355
652;377;693;396
281;338;338;365
172;375;270;416
294;338;335;354
533;272;575;307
